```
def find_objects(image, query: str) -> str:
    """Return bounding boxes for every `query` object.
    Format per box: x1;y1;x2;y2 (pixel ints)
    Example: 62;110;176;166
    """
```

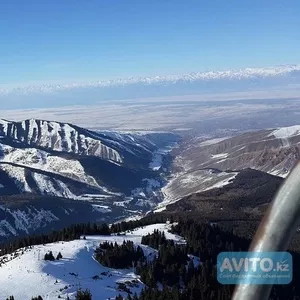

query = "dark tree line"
0;214;173;257
0;222;110;256
141;230;168;249
75;288;92;300
137;239;189;287
95;240;144;269
170;220;249;262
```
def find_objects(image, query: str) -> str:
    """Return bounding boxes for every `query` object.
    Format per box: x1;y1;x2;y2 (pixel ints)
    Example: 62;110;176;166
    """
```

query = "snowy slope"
268;125;300;139
0;162;110;198
0;223;192;300
123;223;185;243
0;144;104;191
155;169;238;212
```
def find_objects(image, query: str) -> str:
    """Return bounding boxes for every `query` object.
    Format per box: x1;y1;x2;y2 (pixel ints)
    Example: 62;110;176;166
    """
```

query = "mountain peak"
0;119;123;162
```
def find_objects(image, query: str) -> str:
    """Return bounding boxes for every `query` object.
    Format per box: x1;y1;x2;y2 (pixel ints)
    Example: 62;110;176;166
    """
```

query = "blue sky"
0;0;299;87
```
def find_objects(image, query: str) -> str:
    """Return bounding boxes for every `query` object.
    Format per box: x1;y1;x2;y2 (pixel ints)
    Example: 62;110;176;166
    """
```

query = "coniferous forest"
95;240;145;269
121;220;300;300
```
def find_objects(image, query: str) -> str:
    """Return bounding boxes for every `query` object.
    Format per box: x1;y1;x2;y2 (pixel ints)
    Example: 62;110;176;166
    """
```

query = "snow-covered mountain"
2;64;300;110
0;223;193;300
173;124;300;180
152;124;300;211
0;119;167;163
0;119;179;239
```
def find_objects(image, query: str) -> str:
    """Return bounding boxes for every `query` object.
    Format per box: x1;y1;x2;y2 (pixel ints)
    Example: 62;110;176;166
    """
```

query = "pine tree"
75;289;92;300
44;251;55;261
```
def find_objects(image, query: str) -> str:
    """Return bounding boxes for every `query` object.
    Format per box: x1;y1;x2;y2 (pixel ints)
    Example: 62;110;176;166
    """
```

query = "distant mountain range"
0;118;179;239
2;64;300;95
2;64;300;110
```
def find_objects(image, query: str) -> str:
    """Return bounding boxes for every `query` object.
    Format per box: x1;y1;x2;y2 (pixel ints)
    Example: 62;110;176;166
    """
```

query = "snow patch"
211;153;228;159
149;153;163;171
156;169;238;212
269;125;300;139
202;173;238;191
92;205;112;213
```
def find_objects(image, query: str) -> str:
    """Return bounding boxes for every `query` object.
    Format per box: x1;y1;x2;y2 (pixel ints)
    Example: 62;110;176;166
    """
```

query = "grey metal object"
232;162;300;300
